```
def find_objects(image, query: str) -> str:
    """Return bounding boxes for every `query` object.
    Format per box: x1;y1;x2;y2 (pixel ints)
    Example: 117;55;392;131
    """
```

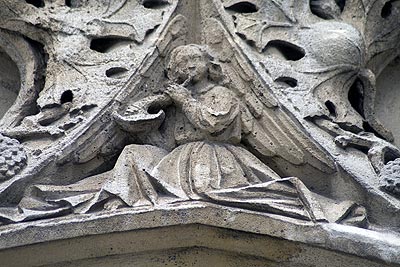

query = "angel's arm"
166;85;239;133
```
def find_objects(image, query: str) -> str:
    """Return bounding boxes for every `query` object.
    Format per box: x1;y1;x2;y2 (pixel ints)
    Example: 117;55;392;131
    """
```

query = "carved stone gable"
0;0;400;266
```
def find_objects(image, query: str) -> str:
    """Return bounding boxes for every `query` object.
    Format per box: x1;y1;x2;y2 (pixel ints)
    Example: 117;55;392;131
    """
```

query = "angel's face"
174;48;208;84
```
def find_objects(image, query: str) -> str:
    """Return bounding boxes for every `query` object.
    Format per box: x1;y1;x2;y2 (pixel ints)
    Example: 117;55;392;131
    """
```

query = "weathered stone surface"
0;0;400;266
0;204;399;266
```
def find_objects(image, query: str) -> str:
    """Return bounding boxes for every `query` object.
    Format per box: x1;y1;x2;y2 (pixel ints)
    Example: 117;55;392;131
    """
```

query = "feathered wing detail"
241;89;335;173
203;18;335;173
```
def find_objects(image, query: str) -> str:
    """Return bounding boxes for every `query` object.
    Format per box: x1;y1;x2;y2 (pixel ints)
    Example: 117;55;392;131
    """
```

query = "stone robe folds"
3;85;365;225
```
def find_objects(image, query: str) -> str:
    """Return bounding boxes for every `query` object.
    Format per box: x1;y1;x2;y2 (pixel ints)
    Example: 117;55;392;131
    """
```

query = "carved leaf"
223;0;296;51
340;0;400;74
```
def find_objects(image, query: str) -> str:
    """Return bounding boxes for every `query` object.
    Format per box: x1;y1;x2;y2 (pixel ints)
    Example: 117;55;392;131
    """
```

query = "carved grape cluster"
380;158;400;196
0;134;27;180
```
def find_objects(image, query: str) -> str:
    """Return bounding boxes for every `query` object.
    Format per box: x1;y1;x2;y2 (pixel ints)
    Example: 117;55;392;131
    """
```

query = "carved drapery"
0;0;399;250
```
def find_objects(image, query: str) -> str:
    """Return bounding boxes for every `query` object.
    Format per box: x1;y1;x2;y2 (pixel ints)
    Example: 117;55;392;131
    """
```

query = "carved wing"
202;17;335;173
240;92;335;172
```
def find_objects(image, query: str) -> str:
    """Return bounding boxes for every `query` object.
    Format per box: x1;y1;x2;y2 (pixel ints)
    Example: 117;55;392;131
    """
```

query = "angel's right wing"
240;90;335;173
201;16;336;174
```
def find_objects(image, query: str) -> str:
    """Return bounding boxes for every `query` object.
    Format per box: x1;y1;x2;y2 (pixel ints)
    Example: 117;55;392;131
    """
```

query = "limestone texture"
0;0;400;266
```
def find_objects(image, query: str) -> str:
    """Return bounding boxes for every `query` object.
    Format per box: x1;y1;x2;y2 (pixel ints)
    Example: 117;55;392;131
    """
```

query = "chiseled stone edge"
0;202;399;264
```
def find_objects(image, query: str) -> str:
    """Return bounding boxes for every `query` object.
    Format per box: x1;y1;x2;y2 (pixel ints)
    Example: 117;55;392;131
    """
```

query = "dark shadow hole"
263;40;305;61
232;15;238;27
106;67;128;78
325;101;337;117
309;5;335;20
60;90;73;104
145;25;159;38
246;39;256;48
236;33;256;48
348;78;365;118
25;0;45;8
335;0;346;11
225;1;259;13
384;151;399;164
381;1;394;18
65;0;80;7
275;77;298;88
310;0;346;19
90;37;131;53
163;69;169;79
81;104;96;112
142;0;169;9
363;121;385;140
147;103;162;115
236;32;247;40
350;142;370;155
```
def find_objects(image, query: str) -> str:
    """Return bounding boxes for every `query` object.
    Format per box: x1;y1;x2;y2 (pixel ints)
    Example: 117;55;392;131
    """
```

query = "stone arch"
0;30;45;128
0;46;20;120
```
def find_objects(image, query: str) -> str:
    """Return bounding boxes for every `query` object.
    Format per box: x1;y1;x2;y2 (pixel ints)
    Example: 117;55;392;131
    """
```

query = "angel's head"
167;44;213;85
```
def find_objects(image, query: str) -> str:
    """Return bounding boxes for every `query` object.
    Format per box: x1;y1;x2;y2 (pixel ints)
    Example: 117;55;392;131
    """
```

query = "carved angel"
0;45;365;226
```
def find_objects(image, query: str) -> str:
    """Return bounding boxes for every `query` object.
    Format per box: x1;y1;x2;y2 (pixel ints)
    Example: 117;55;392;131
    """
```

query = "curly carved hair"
166;44;214;83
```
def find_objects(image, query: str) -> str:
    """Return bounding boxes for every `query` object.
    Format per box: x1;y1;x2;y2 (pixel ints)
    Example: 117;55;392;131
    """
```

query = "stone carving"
0;0;400;265
224;0;400;200
0;134;27;180
380;158;400;196
9;44;362;226
310;0;344;19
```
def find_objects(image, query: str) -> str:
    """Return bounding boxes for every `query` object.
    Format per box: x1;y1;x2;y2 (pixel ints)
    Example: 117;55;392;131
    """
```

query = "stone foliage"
0;0;400;264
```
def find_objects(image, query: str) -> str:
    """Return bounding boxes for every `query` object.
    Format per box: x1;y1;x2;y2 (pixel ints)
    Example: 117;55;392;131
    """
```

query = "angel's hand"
165;83;192;104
